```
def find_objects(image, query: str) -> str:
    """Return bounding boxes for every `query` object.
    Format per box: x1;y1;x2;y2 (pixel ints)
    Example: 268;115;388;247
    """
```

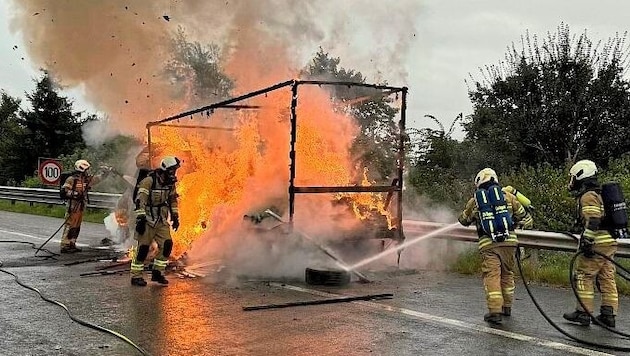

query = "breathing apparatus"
502;185;533;211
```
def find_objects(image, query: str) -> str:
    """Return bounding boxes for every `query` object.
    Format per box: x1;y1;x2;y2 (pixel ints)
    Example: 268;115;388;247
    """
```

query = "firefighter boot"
484;313;502;325
502;306;511;316
563;310;591;326
595;306;615;328
151;270;169;285
131;277;147;287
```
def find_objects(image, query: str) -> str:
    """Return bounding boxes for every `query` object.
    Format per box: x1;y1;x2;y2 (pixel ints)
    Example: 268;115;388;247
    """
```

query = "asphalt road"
1;210;629;356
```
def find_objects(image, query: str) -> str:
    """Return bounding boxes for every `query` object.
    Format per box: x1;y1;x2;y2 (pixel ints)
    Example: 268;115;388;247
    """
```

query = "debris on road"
242;293;393;311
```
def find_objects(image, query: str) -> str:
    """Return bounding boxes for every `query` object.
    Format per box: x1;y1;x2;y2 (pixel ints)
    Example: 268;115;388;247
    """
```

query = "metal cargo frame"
146;80;408;237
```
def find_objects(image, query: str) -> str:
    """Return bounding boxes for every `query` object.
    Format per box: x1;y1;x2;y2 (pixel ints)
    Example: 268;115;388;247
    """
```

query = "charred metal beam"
288;82;298;224
149;80;294;126
397;88;408;232
242;293;394;311
155;124;236;131
292;186;399;193
296;80;405;92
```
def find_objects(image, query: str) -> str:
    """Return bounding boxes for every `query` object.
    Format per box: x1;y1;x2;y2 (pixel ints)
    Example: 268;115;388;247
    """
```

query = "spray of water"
347;222;460;270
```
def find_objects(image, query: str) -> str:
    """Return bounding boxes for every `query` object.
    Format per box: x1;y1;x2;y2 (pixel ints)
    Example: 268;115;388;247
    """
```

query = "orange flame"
146;85;393;257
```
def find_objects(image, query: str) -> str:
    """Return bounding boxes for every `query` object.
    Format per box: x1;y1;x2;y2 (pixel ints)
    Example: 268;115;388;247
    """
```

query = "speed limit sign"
38;158;63;186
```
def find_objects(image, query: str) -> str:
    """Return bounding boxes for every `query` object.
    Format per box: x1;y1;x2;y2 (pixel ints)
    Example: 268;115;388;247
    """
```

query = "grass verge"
0;199;109;224
451;247;630;295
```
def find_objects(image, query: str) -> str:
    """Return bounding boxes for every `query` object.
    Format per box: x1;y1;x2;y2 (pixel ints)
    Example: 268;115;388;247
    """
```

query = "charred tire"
305;267;350;286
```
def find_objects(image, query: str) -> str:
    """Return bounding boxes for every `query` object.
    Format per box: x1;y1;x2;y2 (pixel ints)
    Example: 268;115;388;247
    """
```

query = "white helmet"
75;159;91;173
569;159;598;181
568;159;597;192
475;168;498;188
159;156;181;171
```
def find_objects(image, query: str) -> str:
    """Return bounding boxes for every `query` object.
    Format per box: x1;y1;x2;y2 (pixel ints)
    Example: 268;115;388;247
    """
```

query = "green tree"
59;134;138;192
465;23;630;169
407;114;476;210
0;91;24;185
166;28;234;104
15;71;90;182
304;48;400;182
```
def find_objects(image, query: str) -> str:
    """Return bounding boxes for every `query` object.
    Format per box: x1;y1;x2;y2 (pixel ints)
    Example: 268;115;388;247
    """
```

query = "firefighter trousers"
481;245;517;314
130;222;172;278
60;201;85;248
574;244;618;314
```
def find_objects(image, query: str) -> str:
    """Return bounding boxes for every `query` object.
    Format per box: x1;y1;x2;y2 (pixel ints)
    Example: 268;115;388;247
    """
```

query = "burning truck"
110;79;409;281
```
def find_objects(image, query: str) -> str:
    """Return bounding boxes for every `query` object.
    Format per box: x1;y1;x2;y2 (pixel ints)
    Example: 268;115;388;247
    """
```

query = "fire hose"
516;235;630;352
0;246;150;356
34;216;68;258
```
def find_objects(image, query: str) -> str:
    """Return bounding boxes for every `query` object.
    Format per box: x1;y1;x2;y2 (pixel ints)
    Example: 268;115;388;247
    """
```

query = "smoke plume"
9;0;423;279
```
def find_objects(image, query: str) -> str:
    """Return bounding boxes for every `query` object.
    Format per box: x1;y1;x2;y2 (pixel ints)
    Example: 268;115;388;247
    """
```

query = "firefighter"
60;160;111;253
563;159;618;327
458;168;533;325
130;156;181;287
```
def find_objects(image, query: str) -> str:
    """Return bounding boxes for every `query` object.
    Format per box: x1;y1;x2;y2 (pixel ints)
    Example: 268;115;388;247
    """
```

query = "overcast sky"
1;1;629;138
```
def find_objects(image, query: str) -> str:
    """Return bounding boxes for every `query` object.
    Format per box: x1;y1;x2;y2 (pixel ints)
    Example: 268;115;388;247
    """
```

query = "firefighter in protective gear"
458;168;533;325
563;160;618;327
60;160;111;253
130;156;181;287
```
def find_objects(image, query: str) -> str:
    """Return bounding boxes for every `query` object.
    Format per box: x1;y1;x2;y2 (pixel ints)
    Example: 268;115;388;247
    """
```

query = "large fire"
149;85;395;257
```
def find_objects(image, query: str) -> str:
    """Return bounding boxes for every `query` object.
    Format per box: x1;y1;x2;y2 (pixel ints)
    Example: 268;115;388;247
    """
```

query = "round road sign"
40;159;62;185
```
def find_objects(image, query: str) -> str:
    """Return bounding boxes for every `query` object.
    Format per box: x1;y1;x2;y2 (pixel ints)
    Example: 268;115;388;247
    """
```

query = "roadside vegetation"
0;200;108;224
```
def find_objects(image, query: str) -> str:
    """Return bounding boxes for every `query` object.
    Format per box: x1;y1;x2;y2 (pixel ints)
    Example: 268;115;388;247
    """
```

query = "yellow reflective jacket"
458;190;533;250
578;190;615;245
63;173;103;205
134;175;179;226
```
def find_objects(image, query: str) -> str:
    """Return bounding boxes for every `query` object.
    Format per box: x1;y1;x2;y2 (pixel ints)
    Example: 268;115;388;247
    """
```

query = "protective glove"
579;237;595;258
135;214;147;235
171;214;180;231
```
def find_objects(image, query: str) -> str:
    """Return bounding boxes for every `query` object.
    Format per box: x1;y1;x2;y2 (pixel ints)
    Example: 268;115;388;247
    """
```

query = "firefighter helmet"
568;159;598;192
569;160;597;181
475;168;498;188
159;156;181;171
74;159;91;173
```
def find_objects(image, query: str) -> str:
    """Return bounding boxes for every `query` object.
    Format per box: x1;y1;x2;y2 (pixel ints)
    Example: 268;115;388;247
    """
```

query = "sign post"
38;158;63;186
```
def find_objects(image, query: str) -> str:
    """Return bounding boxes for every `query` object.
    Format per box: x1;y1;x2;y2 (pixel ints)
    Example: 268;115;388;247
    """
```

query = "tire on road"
305;267;351;286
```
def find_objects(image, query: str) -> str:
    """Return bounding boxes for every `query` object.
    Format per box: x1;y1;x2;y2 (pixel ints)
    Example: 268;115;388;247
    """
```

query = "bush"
502;164;575;232
408;155;630;232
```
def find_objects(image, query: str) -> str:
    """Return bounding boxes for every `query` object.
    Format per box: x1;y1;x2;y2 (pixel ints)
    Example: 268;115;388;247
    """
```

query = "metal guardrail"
0;186;121;210
1;186;629;257
402;220;630;259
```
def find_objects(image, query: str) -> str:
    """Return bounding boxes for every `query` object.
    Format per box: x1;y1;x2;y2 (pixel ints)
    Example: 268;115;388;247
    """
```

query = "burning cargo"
129;80;409;278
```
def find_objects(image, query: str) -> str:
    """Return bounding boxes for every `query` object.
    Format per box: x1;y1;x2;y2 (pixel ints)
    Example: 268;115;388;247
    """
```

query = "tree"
165;28;234;104
303;48;400;182
15;71;90;181
0;92;24;184
465;23;630;169
407;114;476;209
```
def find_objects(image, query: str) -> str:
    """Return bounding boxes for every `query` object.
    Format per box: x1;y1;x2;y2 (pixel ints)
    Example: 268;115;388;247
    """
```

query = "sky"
1;0;629;139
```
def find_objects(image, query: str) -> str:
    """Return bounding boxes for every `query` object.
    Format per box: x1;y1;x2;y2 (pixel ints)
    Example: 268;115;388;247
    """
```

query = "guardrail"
0;186;121;210
402;220;630;259
1;186;629;258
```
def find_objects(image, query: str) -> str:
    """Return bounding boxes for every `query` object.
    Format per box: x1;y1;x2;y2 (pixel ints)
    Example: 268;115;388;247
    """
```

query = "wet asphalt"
1;210;630;356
